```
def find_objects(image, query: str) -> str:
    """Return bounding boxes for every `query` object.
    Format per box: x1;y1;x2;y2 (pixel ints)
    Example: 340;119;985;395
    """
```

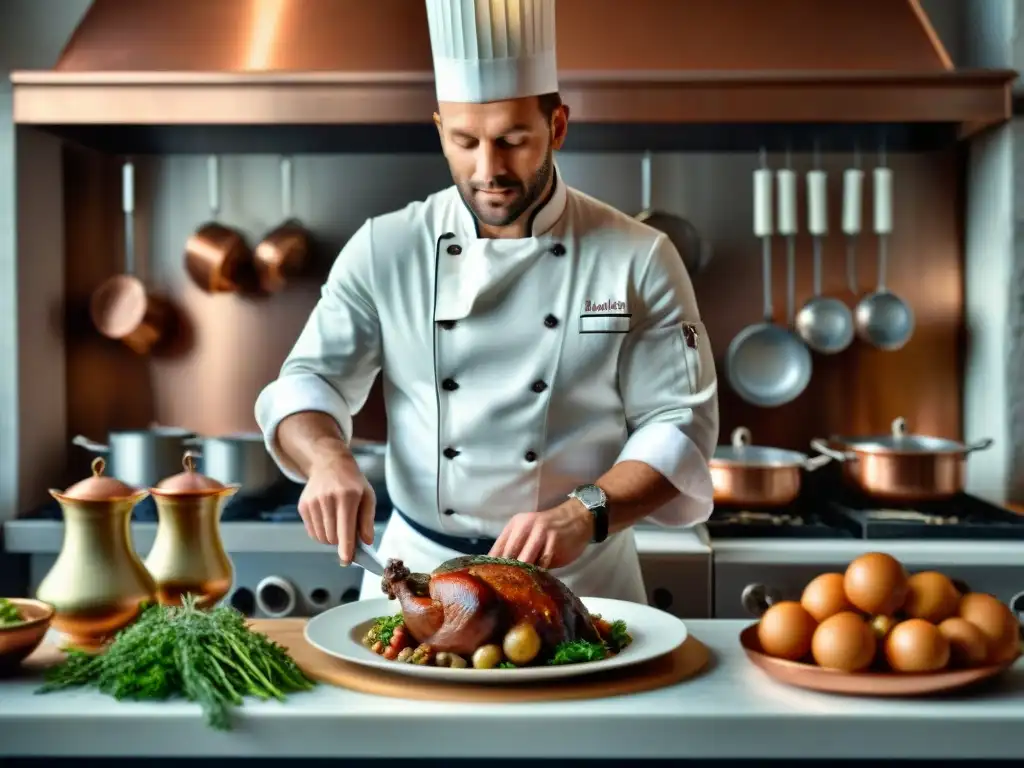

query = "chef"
255;0;719;603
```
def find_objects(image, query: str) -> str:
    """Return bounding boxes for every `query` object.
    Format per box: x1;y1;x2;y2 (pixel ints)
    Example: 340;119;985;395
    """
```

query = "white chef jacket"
255;169;719;602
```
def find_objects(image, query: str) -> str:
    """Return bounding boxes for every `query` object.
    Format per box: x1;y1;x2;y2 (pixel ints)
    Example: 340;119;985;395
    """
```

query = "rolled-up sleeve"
616;233;720;527
255;220;382;483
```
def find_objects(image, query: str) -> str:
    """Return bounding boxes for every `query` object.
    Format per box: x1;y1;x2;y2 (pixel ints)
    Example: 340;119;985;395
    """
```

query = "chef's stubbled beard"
456;145;554;230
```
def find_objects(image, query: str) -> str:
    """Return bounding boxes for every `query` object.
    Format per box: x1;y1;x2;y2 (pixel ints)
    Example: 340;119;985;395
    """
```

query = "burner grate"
707;504;859;539
827;492;1024;540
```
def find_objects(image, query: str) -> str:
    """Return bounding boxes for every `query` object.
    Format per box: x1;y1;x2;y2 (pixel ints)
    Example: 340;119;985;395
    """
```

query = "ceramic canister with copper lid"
36;457;157;649
145;451;240;609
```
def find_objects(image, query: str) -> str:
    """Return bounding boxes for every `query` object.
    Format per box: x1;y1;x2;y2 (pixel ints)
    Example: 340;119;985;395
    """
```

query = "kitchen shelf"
11;70;1017;155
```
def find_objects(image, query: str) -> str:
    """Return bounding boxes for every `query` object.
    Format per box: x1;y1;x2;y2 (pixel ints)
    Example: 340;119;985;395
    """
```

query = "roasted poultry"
381;555;603;659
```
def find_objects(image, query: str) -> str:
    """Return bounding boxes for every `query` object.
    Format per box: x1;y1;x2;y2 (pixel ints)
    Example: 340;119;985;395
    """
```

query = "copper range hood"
10;0;1017;153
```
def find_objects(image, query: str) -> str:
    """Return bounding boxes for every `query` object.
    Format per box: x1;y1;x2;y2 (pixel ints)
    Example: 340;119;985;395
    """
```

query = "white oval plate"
304;596;687;683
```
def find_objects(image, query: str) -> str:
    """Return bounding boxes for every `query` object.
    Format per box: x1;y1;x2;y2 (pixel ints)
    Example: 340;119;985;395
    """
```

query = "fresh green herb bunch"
38;595;315;730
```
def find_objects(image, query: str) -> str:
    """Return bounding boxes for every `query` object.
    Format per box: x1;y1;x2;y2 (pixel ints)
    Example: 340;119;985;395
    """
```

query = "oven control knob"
741;583;781;618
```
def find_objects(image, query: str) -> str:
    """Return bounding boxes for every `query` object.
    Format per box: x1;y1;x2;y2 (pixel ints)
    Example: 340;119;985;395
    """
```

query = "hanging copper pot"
90;160;172;355
184;155;251;293
254;156;310;294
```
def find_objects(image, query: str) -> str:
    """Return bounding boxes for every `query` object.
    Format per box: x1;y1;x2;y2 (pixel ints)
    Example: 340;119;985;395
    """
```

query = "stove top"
708;488;1024;540
23;477;1021;541
827;491;1024;540
707;501;859;539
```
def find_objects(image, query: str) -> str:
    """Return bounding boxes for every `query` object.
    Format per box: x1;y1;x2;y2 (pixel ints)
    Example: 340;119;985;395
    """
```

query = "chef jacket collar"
455;163;567;240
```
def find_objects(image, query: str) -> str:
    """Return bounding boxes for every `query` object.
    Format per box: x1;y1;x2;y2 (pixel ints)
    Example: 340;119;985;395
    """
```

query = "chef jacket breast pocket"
578;313;631;335
564;313;632;380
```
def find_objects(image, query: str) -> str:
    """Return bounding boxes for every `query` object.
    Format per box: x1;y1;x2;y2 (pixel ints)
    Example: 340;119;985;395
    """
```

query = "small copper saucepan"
184;155;251;293
710;427;833;508
90;160;171;355
254;156;309;294
809;417;995;503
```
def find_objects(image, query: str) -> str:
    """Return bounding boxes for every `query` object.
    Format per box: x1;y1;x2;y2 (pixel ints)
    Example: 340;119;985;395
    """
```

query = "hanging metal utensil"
184;155;251;293
854;145;915;351
844;147;864;298
777;148;805;335
795;144;855;355
89;160;171;355
635;150;708;275
254;156;310;294
725;149;811;408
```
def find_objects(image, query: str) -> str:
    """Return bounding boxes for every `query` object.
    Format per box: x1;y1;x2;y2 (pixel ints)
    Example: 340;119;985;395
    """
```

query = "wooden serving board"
26;618;712;703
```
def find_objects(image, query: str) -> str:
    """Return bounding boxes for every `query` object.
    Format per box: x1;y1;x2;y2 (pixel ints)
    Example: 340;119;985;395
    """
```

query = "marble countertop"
0;619;1021;760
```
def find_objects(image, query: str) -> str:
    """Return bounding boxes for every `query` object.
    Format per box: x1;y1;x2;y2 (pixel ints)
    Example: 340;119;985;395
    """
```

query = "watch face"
576;484;604;508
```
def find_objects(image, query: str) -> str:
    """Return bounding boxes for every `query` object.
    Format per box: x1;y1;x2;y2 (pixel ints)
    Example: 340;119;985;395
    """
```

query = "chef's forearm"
276;411;353;478
589;460;680;534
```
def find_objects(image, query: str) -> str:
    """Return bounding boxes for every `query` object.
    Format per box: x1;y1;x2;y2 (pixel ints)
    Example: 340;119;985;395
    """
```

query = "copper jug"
145;452;239;609
36;457;157;649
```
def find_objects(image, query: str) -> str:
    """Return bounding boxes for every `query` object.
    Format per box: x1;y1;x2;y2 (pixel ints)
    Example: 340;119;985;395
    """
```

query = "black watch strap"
590;503;609;543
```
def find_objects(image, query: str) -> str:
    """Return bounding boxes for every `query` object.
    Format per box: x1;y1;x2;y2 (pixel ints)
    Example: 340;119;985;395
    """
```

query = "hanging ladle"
843;147;864;299
854;146;915;351
777;150;810;349
795;145;855;354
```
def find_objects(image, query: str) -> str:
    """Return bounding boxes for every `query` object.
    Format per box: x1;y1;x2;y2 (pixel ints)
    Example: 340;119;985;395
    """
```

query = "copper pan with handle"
89;160;171;355
710;427;833;508
184;155;251;293
254;156;310;294
809;417;995;502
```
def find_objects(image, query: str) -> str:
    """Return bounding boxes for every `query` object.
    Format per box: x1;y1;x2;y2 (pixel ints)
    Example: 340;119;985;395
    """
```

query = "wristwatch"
568;484;609;543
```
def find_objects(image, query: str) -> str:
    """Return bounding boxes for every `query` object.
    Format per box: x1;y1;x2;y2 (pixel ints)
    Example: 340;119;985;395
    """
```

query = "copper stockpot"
254;156;309;293
710;427;833;508
809;417;995;502
184;155;251;293
90;160;171;354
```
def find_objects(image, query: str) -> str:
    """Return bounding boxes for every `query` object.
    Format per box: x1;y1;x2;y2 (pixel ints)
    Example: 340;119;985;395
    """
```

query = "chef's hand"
299;451;376;565
489;501;594;569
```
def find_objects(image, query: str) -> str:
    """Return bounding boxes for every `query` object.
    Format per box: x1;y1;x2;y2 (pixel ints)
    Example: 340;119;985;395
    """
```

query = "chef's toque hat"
425;0;559;104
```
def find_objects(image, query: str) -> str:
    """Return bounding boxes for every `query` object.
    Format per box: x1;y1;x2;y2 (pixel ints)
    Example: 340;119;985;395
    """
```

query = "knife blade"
346;539;387;577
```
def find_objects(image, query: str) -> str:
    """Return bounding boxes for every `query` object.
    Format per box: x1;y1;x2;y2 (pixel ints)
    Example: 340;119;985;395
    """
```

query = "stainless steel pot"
185;433;284;495
71;427;195;488
809;417;995;502
710;427;832;507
